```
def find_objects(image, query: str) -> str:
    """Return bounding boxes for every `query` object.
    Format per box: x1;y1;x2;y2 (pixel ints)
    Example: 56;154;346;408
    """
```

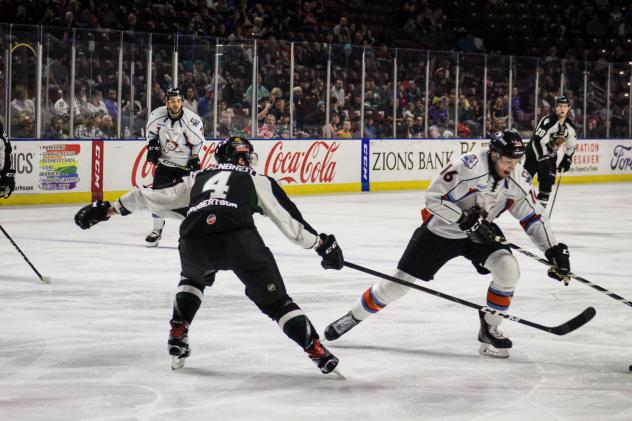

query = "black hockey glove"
0;168;15;198
146;137;161;164
315;233;344;270
557;154;572;173
187;156;201;172
458;206;506;244
545;243;571;285
75;200;111;229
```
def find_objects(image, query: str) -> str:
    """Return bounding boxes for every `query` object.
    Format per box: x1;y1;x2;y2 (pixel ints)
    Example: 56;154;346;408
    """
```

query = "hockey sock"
485;285;514;325
152;216;165;230
260;297;318;348
172;279;205;324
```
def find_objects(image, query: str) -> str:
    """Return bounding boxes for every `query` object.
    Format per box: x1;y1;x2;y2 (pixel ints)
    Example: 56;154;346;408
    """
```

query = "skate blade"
171;356;186;370
331;367;346;380
478;343;510;358
146;242;160;248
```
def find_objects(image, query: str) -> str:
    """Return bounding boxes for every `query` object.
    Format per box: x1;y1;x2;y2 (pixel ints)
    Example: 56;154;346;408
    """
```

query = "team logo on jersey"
190;117;200;127
461;154;478;169
206;214;217;225
267;284;276;292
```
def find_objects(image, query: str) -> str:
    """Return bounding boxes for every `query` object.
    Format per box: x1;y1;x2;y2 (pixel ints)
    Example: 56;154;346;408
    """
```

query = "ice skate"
168;320;190;370
305;339;339;374
324;312;360;341
478;311;512;358
145;228;163;247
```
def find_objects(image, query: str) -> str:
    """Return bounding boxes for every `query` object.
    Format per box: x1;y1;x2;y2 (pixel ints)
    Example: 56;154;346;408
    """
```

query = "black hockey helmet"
165;87;183;101
554;95;569;106
215;136;255;165
489;130;526;159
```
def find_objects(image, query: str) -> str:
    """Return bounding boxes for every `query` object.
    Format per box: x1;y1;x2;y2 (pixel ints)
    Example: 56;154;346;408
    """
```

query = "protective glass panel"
8;24;38;139
329;43;364;138
428;51;456;138
216;42;253;138
396;48;428;138
458;53;485;138
256;38;291;139
292;41;328;138
512;55;538;138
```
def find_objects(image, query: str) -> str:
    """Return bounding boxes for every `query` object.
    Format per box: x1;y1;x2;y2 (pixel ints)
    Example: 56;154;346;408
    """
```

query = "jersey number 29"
202;172;231;199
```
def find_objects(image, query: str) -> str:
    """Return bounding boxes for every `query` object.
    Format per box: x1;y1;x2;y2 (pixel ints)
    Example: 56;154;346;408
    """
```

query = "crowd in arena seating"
1;0;631;139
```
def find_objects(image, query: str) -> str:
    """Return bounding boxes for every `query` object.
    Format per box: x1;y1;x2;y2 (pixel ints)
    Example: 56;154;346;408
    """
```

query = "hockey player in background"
524;96;577;207
0;121;16;198
144;87;205;247
75;136;344;374
325;130;572;358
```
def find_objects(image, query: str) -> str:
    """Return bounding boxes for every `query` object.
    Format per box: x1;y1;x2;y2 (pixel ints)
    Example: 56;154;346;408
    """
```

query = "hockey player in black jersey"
0;121;16;199
524;96;577;207
75;136;344;374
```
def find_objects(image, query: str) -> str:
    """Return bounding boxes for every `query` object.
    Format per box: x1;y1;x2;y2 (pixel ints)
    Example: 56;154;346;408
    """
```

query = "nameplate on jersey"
187;198;238;216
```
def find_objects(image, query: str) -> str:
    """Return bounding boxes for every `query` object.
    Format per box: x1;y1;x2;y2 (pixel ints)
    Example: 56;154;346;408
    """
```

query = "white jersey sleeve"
252;174;319;249
505;168;557;252
113;174;195;219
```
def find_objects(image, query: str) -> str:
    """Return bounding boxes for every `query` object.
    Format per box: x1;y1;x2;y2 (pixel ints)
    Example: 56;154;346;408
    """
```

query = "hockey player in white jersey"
144;87;205;247
75;136;344;374
325;130;572;358
0;121;16;198
524;96;577;207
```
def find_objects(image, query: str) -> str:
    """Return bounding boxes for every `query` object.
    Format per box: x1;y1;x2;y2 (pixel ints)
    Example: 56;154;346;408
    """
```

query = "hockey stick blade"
549;306;596;335
344;261;596;336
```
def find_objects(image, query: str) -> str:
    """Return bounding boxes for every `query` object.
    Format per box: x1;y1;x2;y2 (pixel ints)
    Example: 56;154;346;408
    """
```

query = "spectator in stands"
244;74;270;104
150;83;165;111
10;86;35;122
397;115;415;138
44;115;68;139
87;90;109;118
104;88;118;121
100;114;116;138
75;112;104;139
270;97;288;122
428;97;448;127
363;112;377;138
12;113;35;138
263;61;288;93
323;113;340;138
331;79;345;108
259;113;279;139
197;85;214;122
183;87;198;113
336;119;353;138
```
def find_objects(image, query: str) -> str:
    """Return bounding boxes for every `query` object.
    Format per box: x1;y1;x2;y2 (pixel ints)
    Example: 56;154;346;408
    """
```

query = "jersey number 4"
202;172;231;199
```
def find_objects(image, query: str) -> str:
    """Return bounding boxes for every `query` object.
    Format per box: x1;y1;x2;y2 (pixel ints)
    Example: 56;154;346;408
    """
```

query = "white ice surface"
1;183;632;420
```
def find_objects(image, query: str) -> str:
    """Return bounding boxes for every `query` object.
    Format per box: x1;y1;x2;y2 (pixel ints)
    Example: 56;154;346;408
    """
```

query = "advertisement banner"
566;139;632;177
104;139;361;196
368;139;487;188
7;139;91;196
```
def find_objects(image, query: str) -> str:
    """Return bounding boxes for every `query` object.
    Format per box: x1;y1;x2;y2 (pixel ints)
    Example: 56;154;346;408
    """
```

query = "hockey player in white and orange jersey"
325;130;572;358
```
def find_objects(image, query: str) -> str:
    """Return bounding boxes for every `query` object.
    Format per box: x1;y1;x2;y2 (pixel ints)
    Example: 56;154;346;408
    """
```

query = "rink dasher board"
1;137;631;206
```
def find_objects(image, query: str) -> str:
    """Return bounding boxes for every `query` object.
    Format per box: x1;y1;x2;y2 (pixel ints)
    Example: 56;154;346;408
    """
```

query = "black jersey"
115;163;320;249
0;121;11;174
527;113;577;160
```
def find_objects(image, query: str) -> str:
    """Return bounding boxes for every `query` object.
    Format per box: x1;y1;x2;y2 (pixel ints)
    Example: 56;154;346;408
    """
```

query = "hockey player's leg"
169;278;206;369
479;249;519;358
146;215;165;247
325;269;415;341
259;296;339;374
537;172;556;208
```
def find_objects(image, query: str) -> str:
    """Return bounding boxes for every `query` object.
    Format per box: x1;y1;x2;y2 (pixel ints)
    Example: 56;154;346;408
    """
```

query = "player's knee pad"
485;249;520;291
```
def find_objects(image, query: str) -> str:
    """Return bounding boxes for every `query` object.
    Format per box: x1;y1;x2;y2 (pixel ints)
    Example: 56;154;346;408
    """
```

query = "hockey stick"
547;174;562;219
0;225;50;284
502;241;632;308
343;261;595;336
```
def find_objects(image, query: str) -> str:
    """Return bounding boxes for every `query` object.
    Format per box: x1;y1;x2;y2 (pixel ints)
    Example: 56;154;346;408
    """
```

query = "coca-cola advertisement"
251;139;361;187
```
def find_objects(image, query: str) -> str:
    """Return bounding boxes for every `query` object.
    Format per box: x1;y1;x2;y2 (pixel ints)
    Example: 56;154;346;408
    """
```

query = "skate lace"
488;325;506;340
